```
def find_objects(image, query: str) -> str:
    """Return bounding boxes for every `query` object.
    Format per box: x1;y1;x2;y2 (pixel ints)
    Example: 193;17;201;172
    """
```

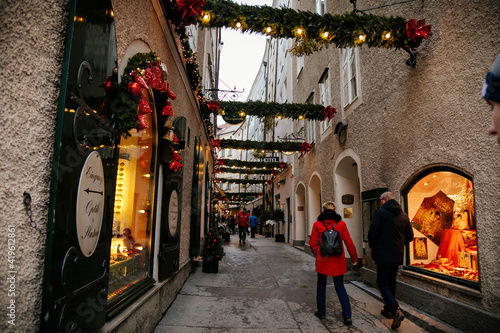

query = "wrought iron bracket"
403;47;417;67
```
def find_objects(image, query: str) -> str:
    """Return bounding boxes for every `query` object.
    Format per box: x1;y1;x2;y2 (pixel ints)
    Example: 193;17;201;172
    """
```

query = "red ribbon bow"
214;178;220;183
406;19;431;42
279;162;287;169
207;101;221;114
169;160;183;172
216;159;224;166
323;105;336;121
300;142;312;153
177;0;205;20
271;170;279;177
210;138;222;149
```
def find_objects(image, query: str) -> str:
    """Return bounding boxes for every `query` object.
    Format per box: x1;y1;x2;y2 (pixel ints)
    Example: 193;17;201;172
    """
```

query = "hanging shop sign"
168;190;179;236
221;111;245;125
76;151;105;257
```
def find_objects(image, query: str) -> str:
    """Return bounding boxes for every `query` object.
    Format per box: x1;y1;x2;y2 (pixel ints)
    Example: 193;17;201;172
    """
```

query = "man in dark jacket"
368;191;414;330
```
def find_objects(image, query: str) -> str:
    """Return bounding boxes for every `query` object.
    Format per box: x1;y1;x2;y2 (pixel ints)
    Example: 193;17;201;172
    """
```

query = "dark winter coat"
310;210;358;277
368;199;414;266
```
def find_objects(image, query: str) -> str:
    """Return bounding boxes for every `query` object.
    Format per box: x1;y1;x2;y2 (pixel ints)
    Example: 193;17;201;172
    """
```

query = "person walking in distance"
484;53;500;144
309;201;358;325
249;212;259;238
237;207;250;244
368;191;414;330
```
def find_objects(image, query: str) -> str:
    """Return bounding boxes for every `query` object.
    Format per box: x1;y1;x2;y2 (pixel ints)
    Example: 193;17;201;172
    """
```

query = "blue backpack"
319;221;343;256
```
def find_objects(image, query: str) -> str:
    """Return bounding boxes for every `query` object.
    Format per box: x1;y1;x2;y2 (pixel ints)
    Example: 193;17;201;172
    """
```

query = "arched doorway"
334;152;362;260
294;182;306;246
308;174;322;244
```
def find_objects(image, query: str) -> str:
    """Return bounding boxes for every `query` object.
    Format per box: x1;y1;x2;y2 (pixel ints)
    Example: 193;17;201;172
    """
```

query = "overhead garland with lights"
217;158;285;170
217;167;275;175
215;178;265;185
218;139;303;152
195;0;431;59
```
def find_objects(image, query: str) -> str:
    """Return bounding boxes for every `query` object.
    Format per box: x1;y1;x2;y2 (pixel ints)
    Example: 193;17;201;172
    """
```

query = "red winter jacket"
236;211;250;227
310;214;358;277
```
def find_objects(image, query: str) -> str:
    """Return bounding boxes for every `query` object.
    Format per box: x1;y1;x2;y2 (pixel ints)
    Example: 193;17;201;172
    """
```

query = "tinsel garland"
220;139;303;152
216;178;266;185
217;167;274;175
197;0;428;55
218;158;284;170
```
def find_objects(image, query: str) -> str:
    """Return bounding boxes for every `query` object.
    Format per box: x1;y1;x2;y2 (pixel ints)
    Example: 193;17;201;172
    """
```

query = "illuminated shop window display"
108;90;156;300
407;171;477;283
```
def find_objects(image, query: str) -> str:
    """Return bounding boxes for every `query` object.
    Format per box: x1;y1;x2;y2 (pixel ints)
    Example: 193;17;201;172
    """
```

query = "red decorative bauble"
135;76;149;89
138;98;152;115
104;80;114;94
128;82;142;96
137;114;148;131
167;89;177;100
162;102;173;116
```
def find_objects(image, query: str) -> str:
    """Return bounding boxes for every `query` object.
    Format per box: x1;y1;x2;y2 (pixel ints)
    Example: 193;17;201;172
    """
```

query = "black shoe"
243;241;246;244
381;309;394;319
314;312;326;319
344;318;352;325
391;309;405;330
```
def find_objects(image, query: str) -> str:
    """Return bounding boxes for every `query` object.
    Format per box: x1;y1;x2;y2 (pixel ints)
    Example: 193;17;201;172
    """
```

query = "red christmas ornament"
177;0;205;19
135;76;149;89
162;102;173;116
137;114;148;131
104;80;114;94
173;134;179;143
406;19;431;42
167;89;177;100
127;82;142;96
169;160;183;172
323;105;336;121
138;98;151;115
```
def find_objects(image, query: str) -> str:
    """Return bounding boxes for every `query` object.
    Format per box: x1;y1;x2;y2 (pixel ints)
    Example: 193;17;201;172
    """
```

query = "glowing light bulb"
203;14;209;21
323;31;329;38
298;115;304;120
359;34;365;41
266;27;272;33
385;32;391;39
297;28;303;35
236;22;241;28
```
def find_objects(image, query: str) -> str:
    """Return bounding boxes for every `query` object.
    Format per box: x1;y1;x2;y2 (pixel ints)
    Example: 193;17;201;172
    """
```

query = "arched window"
404;168;478;287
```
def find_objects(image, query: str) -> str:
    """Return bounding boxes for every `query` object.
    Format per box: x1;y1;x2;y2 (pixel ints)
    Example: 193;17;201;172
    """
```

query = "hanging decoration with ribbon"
300;142;312;154
177;0;206;20
406;19;432;43
323;105;336;121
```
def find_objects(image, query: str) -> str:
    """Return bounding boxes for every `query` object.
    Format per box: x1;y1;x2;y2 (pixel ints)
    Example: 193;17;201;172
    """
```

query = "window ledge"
401;269;482;299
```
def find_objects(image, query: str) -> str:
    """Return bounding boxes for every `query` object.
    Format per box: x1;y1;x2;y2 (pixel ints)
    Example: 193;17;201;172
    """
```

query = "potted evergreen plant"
201;225;225;273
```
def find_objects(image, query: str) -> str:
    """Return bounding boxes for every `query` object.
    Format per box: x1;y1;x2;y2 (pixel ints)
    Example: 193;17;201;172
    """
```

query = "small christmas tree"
202;225;225;262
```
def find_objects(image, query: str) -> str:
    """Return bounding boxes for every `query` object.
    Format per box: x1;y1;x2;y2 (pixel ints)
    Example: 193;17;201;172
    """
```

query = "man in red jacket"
236;207;250;245
310;201;358;325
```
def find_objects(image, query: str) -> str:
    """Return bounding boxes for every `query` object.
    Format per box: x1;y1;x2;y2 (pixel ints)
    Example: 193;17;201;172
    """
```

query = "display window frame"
402;166;479;290
106;88;158;316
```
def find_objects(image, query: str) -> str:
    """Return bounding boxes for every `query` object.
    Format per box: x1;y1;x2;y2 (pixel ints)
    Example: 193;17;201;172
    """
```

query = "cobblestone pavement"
154;235;460;333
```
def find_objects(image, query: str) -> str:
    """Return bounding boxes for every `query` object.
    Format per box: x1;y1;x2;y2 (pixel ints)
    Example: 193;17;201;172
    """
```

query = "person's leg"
242;226;247;243
316;273;327;316
238;226;244;243
377;265;399;315
333;275;352;319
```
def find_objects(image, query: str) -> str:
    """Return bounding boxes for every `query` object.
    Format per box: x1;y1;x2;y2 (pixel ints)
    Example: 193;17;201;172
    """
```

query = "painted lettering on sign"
76;151;105;257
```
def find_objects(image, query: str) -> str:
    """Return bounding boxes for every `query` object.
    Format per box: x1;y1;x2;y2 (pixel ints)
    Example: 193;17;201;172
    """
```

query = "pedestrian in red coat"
310;201;358;325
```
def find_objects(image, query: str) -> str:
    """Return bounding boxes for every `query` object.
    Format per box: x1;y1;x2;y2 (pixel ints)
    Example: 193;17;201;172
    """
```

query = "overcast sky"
218;0;273;101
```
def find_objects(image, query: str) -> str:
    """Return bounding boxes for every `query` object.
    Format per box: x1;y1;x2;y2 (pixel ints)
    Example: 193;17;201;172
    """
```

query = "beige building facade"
264;0;500;331
1;0;217;332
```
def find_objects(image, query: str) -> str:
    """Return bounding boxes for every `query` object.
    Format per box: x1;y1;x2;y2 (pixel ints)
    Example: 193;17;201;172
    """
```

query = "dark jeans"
376;264;400;315
251;226;257;238
316;273;351;319
238;226;247;243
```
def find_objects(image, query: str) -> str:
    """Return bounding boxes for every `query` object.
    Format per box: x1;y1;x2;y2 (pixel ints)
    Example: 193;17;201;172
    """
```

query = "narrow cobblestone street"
154;235;458;332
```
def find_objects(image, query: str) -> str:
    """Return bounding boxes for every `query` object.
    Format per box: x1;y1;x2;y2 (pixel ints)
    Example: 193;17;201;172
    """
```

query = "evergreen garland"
198;0;426;55
218;167;274;175
217;178;266;185
220;158;283;169
202;225;225;261
220;139;302;152
217;101;326;120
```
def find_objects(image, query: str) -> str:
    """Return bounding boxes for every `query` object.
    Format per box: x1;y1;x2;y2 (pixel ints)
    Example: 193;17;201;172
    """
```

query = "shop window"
108;89;156;302
405;169;477;286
